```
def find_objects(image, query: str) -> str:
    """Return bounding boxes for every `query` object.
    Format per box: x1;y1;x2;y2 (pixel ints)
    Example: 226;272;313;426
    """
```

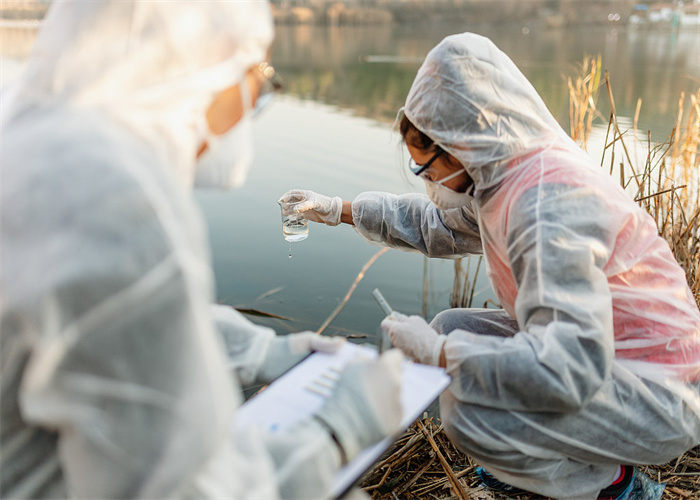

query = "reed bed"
360;59;700;499
360;418;700;499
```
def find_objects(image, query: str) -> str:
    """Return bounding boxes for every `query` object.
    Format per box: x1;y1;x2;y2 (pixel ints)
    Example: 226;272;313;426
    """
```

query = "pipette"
372;288;394;353
371;288;393;316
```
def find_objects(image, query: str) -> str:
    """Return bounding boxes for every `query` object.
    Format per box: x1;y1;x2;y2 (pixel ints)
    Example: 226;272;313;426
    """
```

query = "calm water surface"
2;22;698;343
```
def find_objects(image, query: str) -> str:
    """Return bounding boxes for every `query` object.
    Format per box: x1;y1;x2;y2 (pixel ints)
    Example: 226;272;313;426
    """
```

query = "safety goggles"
254;62;284;116
408;148;443;177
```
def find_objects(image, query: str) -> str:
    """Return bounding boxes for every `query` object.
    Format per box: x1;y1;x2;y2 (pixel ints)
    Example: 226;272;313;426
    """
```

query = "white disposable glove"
257;333;346;384
278;189;343;226
314;349;404;464
380;313;446;366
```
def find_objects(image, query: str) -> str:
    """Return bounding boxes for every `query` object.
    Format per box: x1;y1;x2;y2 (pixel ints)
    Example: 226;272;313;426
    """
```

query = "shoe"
597;465;634;500
475;466;528;494
476;464;665;500
598;466;666;500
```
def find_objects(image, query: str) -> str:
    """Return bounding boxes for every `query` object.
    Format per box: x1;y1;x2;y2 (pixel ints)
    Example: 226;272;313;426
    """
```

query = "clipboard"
232;342;451;498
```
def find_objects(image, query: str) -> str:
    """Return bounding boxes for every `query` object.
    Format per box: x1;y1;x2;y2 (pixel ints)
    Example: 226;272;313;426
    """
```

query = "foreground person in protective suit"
0;1;405;498
281;33;700;499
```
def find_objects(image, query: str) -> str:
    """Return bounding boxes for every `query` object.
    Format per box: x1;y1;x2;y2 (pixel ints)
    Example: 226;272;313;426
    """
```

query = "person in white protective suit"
280;33;700;499
0;1;406;498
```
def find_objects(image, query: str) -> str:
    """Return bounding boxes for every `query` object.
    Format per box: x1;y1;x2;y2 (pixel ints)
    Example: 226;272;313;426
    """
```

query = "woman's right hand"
278;189;345;226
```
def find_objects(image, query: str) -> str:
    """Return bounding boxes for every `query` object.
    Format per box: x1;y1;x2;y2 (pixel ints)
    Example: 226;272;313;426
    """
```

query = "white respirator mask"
195;77;254;189
424;169;474;210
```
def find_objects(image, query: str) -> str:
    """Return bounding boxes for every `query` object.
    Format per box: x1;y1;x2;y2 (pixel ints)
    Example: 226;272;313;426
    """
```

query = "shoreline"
0;0;673;28
2;0;698;29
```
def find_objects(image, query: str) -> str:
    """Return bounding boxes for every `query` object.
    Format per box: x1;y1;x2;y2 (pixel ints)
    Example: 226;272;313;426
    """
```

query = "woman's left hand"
257;333;346;384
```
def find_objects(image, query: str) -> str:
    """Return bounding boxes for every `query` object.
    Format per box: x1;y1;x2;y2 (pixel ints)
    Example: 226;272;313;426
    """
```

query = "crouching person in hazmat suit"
0;1;405;498
280;33;700;499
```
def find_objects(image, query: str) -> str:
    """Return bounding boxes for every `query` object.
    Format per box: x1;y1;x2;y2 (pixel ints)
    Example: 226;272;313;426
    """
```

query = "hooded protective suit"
353;33;700;498
0;1;403;498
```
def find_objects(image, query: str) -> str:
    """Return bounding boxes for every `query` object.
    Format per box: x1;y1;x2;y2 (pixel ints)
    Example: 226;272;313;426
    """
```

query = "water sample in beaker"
283;216;308;242
279;194;309;243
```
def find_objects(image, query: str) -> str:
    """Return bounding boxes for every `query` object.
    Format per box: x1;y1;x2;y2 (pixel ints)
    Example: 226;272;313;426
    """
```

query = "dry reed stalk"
316;246;390;334
422;256;430;318
450;256;484;309
466;256;482;309
451;258;464;309
648;89;700;304
361;418;478;499
568;54;602;149
417;420;469;500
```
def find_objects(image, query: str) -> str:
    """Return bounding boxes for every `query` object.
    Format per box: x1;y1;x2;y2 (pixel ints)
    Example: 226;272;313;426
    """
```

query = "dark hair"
399;113;464;170
399;114;435;152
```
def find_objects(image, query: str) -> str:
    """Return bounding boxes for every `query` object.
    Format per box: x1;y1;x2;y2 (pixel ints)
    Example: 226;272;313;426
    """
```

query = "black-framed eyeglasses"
254;62;284;116
408;148;443;176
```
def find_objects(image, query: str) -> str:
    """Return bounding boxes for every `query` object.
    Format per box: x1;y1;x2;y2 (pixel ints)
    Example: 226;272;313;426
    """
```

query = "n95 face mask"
195;78;254;190
424;169;474;210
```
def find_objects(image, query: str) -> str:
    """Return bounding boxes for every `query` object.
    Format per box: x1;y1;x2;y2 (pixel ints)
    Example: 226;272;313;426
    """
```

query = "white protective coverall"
353;33;700;498
0;1;402;498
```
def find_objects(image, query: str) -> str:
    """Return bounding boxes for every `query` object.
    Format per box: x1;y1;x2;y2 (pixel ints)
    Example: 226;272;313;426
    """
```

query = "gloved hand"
257;333;346;384
278;189;343;226
381;313;446;366
314;349;404;464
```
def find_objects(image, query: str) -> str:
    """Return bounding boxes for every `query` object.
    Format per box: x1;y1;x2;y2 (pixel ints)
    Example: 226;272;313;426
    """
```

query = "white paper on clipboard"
232;342;451;499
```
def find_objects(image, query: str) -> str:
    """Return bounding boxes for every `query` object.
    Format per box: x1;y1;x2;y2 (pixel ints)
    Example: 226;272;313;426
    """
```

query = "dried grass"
568;54;603;150
361;419;700;499
597;81;699;307
360;60;700;499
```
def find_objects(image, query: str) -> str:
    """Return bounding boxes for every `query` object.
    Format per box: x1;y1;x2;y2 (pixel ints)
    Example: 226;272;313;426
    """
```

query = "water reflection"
3;23;697;136
271;23;699;139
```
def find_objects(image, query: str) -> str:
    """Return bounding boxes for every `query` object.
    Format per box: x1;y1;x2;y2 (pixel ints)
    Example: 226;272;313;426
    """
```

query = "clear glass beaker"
279;194;309;242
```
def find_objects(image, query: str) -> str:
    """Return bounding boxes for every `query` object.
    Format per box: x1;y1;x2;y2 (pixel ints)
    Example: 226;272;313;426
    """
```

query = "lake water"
2;22;698;344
